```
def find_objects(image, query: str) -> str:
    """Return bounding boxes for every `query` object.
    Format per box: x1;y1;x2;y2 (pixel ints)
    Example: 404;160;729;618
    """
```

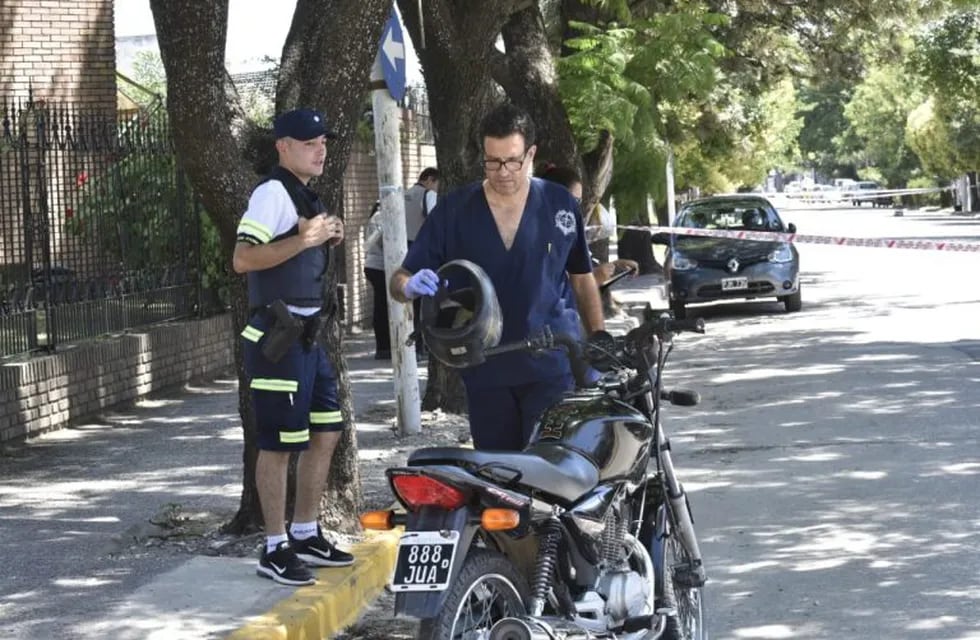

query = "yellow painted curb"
226;529;402;640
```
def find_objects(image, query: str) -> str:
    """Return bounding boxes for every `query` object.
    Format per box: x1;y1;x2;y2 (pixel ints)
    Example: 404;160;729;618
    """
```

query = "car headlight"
768;243;794;263
671;252;698;271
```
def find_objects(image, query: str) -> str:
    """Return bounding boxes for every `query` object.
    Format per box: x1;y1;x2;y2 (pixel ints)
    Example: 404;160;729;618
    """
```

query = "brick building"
0;0;116;109
342;122;437;331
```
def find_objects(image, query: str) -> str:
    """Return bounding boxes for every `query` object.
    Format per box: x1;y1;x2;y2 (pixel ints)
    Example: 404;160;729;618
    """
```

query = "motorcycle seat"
408;445;600;503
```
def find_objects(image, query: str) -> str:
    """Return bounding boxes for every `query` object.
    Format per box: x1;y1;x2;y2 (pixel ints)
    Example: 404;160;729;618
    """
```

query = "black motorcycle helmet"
419;260;502;368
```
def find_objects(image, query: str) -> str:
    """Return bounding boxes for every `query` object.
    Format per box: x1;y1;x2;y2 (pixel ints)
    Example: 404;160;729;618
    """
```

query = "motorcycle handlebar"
483;327;592;388
630;314;705;345
482;312;704;389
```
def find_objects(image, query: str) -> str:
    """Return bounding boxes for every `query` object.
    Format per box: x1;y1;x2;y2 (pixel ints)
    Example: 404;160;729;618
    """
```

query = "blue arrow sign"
379;11;407;102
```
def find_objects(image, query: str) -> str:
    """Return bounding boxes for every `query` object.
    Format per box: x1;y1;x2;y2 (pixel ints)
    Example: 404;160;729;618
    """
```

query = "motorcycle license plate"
721;277;748;291
390;530;459;592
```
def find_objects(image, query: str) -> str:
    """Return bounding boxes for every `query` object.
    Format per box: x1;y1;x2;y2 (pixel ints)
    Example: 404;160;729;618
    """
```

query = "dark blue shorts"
464;374;574;451
242;312;344;452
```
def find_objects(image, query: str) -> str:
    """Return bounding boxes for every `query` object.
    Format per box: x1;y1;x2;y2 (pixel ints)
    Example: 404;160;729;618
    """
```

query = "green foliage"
906;97;957;177
715;78;803;189
843;62;923;186
910;8;980;102
558;23;648;152
67;128;191;271
907;174;945;206
796;80;855;177
73;51;232;307
909;8;980;171
557;4;732;219
129;50;168;97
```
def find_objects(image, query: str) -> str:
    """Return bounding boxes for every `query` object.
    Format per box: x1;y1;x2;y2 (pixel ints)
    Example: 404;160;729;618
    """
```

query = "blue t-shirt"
403;178;593;388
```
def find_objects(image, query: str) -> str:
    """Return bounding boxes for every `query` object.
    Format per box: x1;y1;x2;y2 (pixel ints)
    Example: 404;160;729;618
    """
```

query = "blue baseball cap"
273;108;338;141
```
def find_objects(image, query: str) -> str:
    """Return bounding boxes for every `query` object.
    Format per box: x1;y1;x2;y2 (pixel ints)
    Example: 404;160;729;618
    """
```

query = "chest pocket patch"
554;209;576;236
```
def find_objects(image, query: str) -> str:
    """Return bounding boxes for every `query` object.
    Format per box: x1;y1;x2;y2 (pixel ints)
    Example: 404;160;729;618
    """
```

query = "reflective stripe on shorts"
310;410;343;425
250;378;298;392
241;325;264;342
279;429;310;444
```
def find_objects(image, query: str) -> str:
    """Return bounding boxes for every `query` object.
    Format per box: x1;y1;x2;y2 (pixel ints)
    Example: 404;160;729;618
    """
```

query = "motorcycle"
361;307;708;640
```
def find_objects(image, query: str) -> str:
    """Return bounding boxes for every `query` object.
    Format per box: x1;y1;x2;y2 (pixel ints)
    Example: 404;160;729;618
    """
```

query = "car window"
677;201;782;231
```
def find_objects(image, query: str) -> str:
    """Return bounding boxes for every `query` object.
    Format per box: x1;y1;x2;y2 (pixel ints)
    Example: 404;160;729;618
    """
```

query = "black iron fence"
0;96;203;358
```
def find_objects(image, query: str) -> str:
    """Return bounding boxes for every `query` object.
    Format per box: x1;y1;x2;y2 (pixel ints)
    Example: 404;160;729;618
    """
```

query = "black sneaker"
256;541;316;586
290;526;355;567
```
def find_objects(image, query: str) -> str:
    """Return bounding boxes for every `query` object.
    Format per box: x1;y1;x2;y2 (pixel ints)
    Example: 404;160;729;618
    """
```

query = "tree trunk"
496;4;615;232
619;229;662;275
396;0;526;412
150;0;391;535
496;5;579;173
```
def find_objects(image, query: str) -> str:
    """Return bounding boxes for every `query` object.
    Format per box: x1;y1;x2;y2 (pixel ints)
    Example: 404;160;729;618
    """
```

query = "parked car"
655;195;801;318
848;180;896;207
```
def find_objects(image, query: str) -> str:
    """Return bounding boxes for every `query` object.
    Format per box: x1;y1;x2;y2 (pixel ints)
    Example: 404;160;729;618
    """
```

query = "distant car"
655;195;801;318
848;180;896;207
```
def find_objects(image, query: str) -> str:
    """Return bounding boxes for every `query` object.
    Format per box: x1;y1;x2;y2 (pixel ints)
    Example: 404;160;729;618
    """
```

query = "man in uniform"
390;103;604;451
233;108;354;586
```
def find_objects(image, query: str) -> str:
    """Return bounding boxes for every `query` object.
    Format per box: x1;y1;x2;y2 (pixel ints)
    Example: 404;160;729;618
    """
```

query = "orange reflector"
360;510;394;530
481;508;520;531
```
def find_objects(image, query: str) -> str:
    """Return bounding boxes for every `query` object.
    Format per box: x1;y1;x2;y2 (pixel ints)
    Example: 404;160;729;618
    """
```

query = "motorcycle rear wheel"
417;548;529;640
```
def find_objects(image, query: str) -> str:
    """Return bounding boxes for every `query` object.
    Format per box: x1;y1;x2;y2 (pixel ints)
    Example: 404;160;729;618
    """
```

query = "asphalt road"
1;202;977;639
662;202;980;639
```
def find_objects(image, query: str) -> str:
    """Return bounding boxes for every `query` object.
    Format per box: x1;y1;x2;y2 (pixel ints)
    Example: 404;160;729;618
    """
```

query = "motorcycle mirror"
664;389;700;406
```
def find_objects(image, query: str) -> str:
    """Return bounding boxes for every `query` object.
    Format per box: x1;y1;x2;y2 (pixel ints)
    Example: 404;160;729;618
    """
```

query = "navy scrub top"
403;177;593;389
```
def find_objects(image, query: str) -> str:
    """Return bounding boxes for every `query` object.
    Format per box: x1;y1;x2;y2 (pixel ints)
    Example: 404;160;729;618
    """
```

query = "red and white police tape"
597;224;980;253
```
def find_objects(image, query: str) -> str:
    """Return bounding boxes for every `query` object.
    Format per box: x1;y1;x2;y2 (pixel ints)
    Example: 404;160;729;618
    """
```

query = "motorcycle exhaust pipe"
489;617;551;640
489;612;671;640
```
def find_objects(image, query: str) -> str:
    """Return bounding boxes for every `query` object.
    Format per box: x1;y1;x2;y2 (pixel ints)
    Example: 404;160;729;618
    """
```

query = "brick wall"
0;0;117;110
342;117;437;330
0;314;233;443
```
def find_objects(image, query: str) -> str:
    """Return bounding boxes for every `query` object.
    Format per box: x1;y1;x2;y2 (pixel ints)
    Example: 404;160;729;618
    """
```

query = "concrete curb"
225;529;401;640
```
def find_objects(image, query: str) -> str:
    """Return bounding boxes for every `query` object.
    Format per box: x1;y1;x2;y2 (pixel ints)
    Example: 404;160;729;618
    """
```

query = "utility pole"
372;15;420;435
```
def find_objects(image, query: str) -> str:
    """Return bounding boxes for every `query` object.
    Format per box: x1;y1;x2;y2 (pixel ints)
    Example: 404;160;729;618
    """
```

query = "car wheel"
669;299;687;319
781;287;802;313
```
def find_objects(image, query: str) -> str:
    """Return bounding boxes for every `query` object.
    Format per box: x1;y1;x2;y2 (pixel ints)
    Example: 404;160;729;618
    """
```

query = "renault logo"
727;258;740;273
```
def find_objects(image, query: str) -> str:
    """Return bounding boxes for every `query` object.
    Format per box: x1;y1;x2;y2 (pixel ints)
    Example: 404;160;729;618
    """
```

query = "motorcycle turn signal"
481;508;521;531
360;510;403;530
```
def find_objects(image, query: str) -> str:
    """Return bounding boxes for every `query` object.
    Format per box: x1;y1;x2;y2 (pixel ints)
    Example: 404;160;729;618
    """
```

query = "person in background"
536;164;638;315
389;103;604;451
363;201;390;360
404;167;441;360
404;167;441;245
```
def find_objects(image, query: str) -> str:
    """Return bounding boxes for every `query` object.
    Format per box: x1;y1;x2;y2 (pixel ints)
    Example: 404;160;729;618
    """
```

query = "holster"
260;300;303;362
300;314;324;351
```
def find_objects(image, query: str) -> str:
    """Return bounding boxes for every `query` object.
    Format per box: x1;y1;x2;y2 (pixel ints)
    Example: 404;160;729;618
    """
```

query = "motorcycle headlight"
670;252;698;271
768;244;794;263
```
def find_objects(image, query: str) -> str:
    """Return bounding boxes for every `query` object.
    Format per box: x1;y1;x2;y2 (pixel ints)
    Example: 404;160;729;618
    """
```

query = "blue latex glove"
403;269;440;299
585;366;602;387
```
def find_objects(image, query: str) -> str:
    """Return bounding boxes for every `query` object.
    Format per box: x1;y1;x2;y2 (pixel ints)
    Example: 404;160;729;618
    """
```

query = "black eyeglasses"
481;150;528;173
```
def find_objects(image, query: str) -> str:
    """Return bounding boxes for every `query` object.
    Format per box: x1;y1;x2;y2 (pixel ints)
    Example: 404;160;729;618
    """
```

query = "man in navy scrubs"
389;103;604;451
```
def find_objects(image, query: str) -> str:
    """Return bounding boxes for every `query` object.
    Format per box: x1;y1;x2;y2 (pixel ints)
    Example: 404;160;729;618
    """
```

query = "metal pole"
666;145;676;226
371;53;421;436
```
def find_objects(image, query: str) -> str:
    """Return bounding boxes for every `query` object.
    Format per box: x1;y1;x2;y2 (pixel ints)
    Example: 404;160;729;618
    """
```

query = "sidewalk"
0;275;667;640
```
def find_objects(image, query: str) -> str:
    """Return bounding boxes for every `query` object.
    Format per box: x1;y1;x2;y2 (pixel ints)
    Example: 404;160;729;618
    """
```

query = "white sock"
266;533;288;554
290;521;318;540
